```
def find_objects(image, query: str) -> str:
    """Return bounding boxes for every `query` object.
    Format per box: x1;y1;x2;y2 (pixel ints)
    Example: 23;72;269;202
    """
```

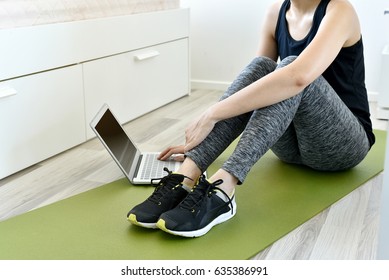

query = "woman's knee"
220;56;277;101
241;56;277;78
276;56;298;69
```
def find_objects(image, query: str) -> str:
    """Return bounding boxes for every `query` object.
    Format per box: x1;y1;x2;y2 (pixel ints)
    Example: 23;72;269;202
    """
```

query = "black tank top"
275;0;375;147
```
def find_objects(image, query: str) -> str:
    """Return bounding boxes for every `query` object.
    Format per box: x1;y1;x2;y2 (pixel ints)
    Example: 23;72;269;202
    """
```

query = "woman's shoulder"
325;0;361;47
264;0;285;30
267;0;285;17
326;0;357;14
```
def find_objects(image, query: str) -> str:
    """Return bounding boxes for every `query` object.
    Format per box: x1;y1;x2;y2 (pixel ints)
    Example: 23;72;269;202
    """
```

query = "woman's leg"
154;56;370;237
180;57;277;186
221;56;370;185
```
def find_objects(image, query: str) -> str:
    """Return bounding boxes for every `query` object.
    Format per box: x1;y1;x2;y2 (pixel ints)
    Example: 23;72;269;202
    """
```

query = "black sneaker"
127;168;191;229
156;176;236;237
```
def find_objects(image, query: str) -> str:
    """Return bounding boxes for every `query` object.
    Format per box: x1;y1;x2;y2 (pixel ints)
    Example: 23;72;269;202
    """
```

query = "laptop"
90;104;181;184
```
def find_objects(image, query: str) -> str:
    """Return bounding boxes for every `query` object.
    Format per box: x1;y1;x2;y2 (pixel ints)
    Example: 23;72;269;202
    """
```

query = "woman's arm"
256;0;283;60
185;0;361;151
211;0;359;121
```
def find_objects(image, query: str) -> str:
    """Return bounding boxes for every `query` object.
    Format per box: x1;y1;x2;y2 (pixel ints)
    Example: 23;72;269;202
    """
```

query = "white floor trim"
191;79;231;91
368;91;379;102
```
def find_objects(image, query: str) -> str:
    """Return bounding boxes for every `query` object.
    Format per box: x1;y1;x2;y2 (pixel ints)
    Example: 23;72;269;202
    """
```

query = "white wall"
351;0;389;95
185;0;273;89
378;129;389;259
186;0;388;93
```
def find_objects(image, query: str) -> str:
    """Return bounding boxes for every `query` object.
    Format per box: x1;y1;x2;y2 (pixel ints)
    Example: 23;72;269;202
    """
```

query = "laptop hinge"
133;154;143;179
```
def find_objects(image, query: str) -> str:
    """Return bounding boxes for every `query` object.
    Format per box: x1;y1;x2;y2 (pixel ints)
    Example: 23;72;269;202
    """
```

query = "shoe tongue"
164;173;184;185
197;177;231;202
198;175;211;186
191;177;216;196
169;172;183;179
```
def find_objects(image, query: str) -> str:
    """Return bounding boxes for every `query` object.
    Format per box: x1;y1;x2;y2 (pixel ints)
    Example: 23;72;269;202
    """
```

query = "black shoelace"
180;176;234;215
149;168;191;204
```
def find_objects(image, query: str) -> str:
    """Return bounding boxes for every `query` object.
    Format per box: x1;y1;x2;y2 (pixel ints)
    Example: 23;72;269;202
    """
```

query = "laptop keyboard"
140;153;177;180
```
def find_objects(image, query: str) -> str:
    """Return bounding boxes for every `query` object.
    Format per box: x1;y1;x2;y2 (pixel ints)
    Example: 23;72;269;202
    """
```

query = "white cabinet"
83;39;189;138
0;8;190;179
0;66;85;179
0;9;189;179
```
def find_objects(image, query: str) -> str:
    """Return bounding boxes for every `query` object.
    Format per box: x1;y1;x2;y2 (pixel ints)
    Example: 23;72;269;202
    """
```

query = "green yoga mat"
0;130;386;260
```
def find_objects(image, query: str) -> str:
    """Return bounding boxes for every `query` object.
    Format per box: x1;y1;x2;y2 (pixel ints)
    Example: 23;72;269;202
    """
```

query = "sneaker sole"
156;200;237;237
127;213;158;229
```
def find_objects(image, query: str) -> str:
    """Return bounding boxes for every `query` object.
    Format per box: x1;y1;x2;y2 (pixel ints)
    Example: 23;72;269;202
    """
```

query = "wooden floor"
0;89;387;260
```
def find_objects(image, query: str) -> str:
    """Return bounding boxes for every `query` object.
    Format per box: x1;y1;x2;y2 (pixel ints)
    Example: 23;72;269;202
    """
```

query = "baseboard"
377;107;389;120
368;91;379;102
191;79;231;91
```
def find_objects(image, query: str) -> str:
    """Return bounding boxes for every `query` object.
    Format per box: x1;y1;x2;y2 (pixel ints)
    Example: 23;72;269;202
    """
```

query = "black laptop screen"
95;108;137;174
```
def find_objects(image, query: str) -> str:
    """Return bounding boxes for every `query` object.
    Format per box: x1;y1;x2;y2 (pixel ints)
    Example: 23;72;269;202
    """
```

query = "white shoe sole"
127;213;158;229
157;199;237;237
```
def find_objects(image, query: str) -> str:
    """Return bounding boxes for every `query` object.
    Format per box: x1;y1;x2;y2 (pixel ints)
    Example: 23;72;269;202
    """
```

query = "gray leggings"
186;56;370;184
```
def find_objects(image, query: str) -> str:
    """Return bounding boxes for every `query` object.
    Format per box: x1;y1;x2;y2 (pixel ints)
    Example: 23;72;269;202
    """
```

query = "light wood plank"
253;209;329;260
309;180;372;259
356;175;383;259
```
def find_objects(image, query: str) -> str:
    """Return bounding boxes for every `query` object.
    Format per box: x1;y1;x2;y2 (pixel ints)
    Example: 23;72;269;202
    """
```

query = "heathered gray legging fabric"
186;56;370;184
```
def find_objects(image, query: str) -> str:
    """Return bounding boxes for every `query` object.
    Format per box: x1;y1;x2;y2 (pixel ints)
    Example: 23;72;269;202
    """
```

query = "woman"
127;0;375;237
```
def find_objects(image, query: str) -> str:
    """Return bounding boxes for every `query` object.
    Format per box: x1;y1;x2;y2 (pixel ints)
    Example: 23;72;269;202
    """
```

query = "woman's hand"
184;108;218;152
158;107;219;161
158;145;185;162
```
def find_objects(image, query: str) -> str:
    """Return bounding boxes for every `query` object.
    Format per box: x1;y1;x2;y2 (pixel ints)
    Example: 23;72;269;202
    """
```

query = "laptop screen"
94;108;137;175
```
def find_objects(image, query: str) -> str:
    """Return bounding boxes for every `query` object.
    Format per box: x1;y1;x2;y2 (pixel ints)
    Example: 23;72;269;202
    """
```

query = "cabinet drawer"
83;38;189;138
0;65;85;179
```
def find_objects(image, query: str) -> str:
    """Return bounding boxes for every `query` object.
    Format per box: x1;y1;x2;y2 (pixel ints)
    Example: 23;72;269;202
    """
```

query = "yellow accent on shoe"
156;219;167;231
127;213;159;229
127;213;139;225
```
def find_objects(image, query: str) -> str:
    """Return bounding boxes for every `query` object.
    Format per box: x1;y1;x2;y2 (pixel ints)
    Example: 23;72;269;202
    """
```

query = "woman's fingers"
171;154;185;162
158;145;185;161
